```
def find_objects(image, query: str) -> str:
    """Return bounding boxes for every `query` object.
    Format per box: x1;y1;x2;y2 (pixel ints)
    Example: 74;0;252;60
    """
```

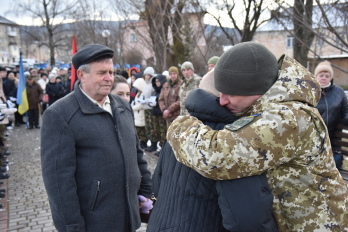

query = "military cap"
72;44;114;70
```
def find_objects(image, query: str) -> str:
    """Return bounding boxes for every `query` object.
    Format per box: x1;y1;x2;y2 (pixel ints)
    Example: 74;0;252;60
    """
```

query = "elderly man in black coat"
41;44;152;232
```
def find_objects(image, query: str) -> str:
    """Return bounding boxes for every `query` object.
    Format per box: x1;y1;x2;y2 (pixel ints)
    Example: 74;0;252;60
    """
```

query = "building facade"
0;16;21;66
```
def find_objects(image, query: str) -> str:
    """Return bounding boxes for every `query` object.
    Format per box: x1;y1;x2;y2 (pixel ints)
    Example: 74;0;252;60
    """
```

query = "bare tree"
274;0;348;73
198;0;271;45
12;0;77;65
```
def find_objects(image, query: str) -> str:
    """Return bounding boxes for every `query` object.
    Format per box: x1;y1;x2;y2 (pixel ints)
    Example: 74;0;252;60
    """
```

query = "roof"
0;15;18;26
258;4;345;32
308;54;348;59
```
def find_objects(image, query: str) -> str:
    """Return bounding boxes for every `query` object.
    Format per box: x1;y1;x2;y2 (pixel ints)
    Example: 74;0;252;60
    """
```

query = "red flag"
71;33;77;91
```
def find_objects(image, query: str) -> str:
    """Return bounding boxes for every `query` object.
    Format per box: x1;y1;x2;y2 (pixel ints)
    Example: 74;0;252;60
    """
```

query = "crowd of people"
0;41;347;232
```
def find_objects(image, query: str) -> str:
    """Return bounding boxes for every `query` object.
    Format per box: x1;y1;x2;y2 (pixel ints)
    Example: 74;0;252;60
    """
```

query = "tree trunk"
293;0;314;67
48;30;55;66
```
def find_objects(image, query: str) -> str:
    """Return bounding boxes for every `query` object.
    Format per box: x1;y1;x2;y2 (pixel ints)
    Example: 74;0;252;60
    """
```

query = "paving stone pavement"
6;124;158;232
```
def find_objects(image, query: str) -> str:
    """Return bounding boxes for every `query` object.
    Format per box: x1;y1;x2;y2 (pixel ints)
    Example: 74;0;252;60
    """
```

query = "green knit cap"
214;42;278;96
208;56;219;65
168;66;179;75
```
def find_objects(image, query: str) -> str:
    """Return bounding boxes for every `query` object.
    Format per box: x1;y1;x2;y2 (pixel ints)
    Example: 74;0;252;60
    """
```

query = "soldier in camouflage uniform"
167;42;348;232
179;61;201;116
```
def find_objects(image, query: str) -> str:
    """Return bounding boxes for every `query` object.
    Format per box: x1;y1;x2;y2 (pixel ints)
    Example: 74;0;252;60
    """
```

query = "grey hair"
77;56;113;74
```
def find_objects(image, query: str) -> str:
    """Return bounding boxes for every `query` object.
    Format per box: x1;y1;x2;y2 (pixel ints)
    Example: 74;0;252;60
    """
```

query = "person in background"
45;65;52;75
121;70;130;87
179;61;201;116
38;73;49;115
139;67;156;152
129;67;138;76
150;74;167;156
158;66;182;127
63;73;72;96
131;78;148;149
45;74;64;106
26;75;43;129
315;61;348;170
130;73;142;104
2;72;16;100
161;70;169;80
207;56;219;72
30;69;40;82
111;75;130;103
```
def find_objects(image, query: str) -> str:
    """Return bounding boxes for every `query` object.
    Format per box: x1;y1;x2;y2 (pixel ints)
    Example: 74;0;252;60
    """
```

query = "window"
130;34;137;43
316;35;325;46
13;45;17;51
336;33;346;45
287;36;294;48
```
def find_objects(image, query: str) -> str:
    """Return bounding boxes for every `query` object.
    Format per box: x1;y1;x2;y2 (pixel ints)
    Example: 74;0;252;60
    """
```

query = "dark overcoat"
41;80;152;232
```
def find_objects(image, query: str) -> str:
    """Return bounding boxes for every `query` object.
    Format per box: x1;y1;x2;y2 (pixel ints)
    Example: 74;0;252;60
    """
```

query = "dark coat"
26;81;43;110
316;80;348;142
148;89;276;232
45;82;64;105
2;77;16;98
151;74;167;116
130;73;142;104
41;80;152;232
64;80;72;96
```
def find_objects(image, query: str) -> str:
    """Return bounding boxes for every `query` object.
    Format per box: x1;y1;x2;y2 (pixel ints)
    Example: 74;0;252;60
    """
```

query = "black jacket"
130;73;142;104
2;77;16;98
316;81;348;142
46;82;64;105
41;80;152;232
148;89;277;232
151;74;167;116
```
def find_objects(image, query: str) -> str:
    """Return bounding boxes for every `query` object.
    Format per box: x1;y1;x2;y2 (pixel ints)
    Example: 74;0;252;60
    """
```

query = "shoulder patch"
225;114;261;131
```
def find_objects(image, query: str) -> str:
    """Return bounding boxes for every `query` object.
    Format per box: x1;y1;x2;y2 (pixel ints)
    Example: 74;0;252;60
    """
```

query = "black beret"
72;44;114;70
0;66;5;72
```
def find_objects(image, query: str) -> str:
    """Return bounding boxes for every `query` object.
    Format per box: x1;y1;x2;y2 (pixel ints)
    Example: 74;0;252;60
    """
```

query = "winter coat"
130;73;142;104
41;80;152;232
132;78;146;127
167;54;348;231
139;76;155;110
151;75;167;116
2;77;16;98
45;82;64;105
63;80;72;96
26;81;43;110
179;73;201;116
158;78;183;121
38;78;49;93
148;88;276;232
315;80;348;143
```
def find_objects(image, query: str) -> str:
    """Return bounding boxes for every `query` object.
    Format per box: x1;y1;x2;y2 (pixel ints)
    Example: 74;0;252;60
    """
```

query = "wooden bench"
331;123;348;183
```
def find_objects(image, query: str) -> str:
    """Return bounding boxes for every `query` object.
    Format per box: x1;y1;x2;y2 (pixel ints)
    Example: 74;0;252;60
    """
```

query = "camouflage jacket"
167;55;348;232
179;73;201;116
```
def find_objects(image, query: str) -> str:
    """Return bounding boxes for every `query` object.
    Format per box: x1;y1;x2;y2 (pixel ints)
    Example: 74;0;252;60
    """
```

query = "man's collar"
79;84;110;108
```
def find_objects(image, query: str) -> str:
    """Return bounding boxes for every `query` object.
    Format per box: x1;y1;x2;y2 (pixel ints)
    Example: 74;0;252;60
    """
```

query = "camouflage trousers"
136;126;147;143
152;114;167;146
144;110;154;141
0;125;5;141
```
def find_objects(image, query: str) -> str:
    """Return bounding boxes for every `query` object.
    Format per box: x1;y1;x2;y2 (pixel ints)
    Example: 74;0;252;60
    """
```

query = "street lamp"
102;30;111;47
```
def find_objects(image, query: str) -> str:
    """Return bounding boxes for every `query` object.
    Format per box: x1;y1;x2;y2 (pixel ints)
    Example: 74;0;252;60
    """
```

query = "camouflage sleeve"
167;112;299;180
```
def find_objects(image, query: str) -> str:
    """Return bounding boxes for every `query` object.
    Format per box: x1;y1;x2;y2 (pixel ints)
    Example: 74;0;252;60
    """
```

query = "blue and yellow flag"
16;50;29;115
